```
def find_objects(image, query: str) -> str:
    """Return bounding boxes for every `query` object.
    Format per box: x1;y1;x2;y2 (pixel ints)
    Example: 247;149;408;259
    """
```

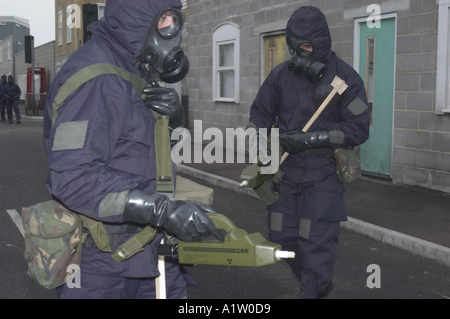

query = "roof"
0;16;30;28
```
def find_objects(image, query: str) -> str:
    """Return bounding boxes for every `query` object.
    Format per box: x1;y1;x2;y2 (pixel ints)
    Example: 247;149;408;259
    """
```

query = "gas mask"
286;37;327;84
142;8;189;84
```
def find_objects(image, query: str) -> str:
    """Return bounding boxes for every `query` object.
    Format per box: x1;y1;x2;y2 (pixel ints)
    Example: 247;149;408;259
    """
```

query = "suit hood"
90;0;182;58
286;6;332;63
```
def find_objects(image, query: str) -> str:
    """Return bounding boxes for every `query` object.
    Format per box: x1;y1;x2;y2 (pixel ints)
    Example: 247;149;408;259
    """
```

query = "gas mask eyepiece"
287;37;327;84
143;8;189;83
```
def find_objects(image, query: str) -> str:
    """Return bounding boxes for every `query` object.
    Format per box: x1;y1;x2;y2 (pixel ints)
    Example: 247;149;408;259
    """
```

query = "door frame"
353;13;397;179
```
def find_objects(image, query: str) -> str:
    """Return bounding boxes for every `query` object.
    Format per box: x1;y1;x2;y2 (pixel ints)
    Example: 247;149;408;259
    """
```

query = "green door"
358;18;396;177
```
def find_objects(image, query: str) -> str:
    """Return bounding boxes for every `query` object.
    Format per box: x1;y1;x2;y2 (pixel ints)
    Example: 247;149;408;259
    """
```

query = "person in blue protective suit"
5;75;21;124
43;0;223;299
248;6;370;299
0;75;7;122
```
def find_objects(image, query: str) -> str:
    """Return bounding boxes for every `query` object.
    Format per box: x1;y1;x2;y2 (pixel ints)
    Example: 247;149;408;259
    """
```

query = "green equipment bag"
22;201;85;289
335;146;362;183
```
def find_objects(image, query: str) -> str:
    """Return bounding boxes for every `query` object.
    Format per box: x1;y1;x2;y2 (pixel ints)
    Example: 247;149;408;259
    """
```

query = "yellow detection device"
158;214;295;267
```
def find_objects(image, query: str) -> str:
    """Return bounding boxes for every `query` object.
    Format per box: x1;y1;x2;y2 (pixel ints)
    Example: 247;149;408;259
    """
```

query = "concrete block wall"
391;0;450;193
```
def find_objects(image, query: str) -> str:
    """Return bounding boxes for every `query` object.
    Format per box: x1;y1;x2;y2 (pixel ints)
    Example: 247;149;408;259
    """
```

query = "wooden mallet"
279;76;348;165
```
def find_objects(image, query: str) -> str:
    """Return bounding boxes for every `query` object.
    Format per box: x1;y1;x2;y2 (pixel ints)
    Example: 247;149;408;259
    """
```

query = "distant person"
0;75;7;122
5;75;21;124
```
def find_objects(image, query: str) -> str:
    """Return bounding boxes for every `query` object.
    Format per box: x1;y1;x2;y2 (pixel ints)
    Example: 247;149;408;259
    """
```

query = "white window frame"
58;10;63;46
212;22;240;103
436;0;450;114
97;3;106;19
181;0;188;11
66;6;72;43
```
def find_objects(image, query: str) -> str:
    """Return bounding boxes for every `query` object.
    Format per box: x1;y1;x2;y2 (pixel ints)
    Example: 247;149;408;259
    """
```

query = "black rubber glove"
279;131;330;154
142;86;185;130
123;189;224;243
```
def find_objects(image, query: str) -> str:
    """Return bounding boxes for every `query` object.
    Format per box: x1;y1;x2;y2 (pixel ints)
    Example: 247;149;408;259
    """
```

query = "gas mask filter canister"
143;8;190;83
286;37;327;84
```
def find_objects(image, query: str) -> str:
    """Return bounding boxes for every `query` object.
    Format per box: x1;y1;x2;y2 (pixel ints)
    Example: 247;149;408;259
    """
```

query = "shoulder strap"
52;63;147;127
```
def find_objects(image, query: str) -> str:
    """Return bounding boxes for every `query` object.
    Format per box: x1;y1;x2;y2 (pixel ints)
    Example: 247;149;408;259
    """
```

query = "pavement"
176;143;450;269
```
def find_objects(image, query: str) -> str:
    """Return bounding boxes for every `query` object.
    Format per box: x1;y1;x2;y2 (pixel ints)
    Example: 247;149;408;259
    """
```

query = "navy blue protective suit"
5;75;21;123
249;7;370;299
43;0;192;299
0;75;7;121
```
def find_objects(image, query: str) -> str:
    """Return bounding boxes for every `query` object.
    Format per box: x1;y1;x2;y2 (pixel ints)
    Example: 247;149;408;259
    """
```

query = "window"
218;43;235;99
66;7;72;43
98;3;106;19
268;47;275;73
436;0;450;114
212;23;240;103
58;10;63;46
7;41;11;60
365;37;375;126
181;0;188;10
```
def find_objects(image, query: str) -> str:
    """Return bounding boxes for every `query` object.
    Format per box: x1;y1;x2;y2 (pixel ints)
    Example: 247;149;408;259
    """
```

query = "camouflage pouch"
335;146;362;183
22;200;85;289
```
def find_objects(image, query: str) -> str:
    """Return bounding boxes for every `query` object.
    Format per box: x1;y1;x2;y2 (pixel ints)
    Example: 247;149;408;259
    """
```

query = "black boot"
316;281;334;299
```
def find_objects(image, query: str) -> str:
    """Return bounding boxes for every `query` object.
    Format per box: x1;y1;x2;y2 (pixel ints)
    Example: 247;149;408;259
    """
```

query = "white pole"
155;238;166;299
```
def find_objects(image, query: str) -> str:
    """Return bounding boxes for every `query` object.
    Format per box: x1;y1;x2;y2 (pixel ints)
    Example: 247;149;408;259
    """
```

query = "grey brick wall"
390;0;450;193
